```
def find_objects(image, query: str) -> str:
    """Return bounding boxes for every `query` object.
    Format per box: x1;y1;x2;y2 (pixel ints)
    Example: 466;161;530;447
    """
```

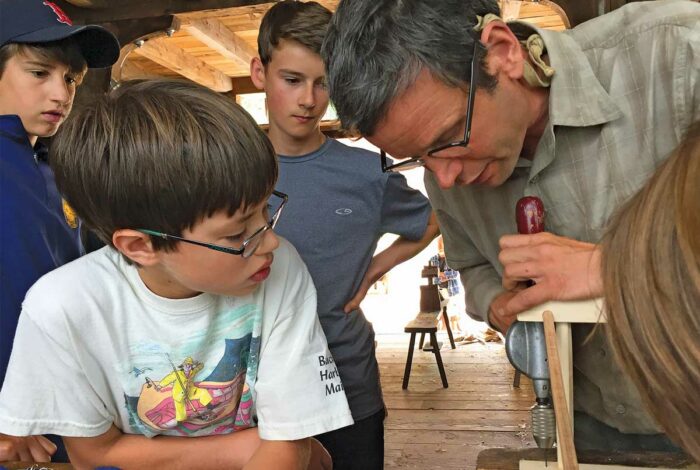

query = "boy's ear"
250;57;266;90
113;229;161;266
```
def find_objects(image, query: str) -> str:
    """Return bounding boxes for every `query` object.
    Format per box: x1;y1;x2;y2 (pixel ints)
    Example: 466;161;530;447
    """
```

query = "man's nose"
426;158;461;189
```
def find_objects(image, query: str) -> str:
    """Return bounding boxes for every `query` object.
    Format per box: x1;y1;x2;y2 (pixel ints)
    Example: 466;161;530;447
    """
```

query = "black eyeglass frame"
380;39;486;173
137;190;288;259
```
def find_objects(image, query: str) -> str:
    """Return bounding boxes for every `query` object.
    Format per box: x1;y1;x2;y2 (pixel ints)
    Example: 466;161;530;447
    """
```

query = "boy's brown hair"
0;37;87;79
50;79;278;251
257;0;332;65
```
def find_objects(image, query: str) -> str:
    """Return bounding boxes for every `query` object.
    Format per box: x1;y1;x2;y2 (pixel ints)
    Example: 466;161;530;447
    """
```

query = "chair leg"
513;369;521;388
442;306;456;349
418;332;426;350
430;332;448;388
403;332;417;389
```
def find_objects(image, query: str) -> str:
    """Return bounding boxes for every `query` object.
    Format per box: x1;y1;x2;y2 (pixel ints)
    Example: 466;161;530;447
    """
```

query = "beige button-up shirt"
426;0;700;433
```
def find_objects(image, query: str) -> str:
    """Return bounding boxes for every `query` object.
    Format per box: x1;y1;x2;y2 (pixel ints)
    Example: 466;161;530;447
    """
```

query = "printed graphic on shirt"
120;304;261;437
317;354;344;396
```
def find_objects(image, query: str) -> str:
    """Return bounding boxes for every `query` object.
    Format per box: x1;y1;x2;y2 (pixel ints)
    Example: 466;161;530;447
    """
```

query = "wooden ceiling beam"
55;0;273;24
57;1;600;32
175;16;257;68
181;1;337;21
133;37;233;92
119;59;167;81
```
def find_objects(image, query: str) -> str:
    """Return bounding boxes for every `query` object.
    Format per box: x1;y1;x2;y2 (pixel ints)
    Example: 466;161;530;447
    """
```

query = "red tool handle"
515;196;545;287
516;196;545;235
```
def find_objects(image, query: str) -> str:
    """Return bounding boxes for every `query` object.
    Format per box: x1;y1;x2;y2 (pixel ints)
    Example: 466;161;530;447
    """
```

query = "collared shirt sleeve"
459;263;503;324
254;240;353;440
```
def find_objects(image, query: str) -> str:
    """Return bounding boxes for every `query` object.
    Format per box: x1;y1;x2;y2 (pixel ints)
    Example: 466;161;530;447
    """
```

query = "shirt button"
615;404;626;414
599;348;607;358
530;175;540;183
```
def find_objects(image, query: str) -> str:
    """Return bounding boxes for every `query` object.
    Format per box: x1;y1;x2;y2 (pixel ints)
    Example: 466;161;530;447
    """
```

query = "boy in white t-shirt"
0;79;352;469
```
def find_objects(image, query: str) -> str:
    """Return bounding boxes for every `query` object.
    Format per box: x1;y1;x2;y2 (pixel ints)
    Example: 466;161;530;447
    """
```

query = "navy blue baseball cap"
0;0;120;68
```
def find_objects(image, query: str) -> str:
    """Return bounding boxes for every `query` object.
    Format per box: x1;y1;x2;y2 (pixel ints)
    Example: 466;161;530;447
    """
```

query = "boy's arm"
65;426;326;470
344;211;440;312
0;434;56;463
64;425;261;470
244;438;331;470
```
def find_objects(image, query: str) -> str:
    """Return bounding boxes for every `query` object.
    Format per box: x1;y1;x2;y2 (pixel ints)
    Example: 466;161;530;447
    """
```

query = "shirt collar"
537;28;623;127
510;27;624;181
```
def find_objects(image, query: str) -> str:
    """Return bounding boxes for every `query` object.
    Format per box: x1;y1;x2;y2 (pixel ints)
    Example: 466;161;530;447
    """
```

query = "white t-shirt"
0;239;352;441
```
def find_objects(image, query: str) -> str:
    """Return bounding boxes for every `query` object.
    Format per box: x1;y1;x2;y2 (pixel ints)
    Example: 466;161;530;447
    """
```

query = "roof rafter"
133;37;233;92
119;59;166;81
175;16;258;68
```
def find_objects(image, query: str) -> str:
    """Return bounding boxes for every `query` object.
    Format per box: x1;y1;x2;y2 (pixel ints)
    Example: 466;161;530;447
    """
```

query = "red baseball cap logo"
43;1;73;26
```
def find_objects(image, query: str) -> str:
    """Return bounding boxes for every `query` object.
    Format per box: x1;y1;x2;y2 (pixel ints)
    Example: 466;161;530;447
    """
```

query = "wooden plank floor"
376;333;537;469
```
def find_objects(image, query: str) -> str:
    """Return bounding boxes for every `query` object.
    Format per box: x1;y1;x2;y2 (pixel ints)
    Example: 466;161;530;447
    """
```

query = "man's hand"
0;434;56;462
487;290;522;333
498;232;602;316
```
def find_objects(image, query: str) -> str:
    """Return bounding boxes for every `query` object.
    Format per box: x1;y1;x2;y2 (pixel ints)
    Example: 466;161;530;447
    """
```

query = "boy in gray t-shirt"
250;2;439;469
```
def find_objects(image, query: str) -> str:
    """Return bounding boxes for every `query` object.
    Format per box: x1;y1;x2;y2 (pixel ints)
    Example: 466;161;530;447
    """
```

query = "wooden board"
384;394;533;407
405;312;440;331
386;408;531;433
386;429;532;447
477;449;697;470
377;346;514;364
521;462;699;470
517;299;605;323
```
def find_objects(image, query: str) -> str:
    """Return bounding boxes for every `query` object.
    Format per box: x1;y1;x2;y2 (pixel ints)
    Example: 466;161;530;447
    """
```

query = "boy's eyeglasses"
380;39;485;173
138;191;288;259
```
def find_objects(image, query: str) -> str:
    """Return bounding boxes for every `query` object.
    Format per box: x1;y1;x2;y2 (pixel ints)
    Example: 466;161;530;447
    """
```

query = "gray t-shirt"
275;138;431;420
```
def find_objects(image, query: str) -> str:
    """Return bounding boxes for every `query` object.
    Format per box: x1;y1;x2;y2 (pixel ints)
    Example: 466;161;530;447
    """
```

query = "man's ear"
479;21;525;80
250;56;266;90
113;229;161;266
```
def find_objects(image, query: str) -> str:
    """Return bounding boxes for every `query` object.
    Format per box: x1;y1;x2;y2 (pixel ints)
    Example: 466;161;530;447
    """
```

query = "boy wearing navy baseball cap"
0;0;119;462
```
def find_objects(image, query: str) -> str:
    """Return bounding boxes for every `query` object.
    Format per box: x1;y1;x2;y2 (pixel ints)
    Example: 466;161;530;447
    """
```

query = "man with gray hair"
323;0;700;450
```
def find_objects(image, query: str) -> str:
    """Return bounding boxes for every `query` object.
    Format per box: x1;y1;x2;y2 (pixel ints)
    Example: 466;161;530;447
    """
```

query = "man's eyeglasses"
380;39;486;173
138;190;288;259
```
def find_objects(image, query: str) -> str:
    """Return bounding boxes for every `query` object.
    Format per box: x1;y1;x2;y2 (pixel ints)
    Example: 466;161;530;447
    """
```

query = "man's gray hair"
322;0;499;136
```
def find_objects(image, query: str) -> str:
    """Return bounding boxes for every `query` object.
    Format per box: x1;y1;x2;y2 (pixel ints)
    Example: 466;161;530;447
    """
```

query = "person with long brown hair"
601;123;700;462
